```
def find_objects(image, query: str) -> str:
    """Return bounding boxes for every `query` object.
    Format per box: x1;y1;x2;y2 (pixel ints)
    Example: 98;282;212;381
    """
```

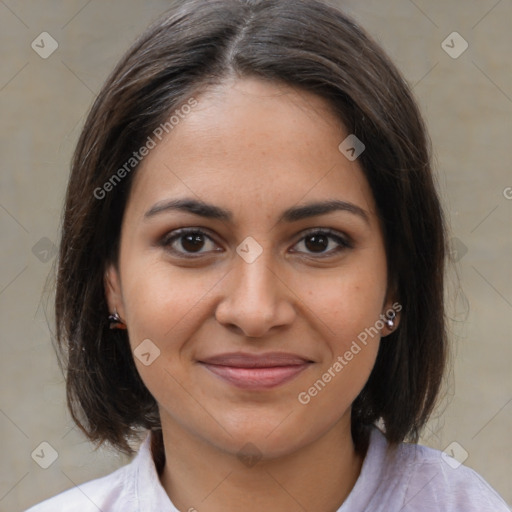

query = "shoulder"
346;428;510;511
24;462;135;512
384;436;510;511
25;432;176;512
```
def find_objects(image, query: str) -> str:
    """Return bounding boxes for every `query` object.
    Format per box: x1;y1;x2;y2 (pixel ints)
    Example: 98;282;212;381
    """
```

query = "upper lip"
199;352;313;368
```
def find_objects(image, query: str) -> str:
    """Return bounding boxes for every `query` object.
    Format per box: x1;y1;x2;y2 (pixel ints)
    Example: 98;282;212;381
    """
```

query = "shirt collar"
336;427;389;510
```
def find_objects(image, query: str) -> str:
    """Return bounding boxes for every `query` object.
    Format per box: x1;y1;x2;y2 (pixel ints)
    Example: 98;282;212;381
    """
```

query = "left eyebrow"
144;198;370;225
279;199;370;225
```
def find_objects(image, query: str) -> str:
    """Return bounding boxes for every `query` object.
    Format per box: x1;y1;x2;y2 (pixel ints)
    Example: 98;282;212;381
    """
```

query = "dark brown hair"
55;0;447;456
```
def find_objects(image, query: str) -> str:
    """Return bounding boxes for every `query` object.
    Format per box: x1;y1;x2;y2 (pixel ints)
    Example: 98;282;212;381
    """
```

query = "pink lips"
199;352;312;390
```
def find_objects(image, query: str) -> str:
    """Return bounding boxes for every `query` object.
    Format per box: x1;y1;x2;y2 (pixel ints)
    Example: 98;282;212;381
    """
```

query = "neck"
158;415;365;512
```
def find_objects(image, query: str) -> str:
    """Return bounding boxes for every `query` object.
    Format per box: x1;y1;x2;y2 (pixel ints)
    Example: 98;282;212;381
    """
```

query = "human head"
55;0;447;455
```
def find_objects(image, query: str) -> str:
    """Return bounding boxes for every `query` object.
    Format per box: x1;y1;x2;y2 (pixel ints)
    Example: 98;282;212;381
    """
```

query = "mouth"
198;352;314;390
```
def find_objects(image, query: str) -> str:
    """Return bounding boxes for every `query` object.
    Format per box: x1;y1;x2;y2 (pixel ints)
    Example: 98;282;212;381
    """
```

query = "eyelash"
159;227;353;259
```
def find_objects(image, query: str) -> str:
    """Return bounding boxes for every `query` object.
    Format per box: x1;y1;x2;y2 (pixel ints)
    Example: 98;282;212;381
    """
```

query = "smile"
201;363;312;389
198;352;313;390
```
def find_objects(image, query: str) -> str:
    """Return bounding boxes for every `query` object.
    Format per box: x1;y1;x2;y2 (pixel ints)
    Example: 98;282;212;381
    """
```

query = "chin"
208;415;317;461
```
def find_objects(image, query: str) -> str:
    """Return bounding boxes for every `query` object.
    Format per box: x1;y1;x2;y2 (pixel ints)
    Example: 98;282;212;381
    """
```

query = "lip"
198;352;313;390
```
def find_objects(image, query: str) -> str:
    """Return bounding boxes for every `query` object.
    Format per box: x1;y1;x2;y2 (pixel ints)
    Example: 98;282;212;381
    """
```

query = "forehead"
126;77;377;223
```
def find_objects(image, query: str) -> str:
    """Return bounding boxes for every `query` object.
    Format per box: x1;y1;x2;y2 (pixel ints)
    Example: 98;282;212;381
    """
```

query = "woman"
27;0;509;510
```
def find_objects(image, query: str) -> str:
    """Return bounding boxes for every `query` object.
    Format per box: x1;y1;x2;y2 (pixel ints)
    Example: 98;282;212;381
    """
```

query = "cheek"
119;262;212;403
310;262;388;345
297;284;383;424
300;256;387;396
314;283;384;333
121;263;217;345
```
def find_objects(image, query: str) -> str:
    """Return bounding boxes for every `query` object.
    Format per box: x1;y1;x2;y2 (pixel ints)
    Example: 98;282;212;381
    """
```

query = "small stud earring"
108;308;127;330
385;310;396;329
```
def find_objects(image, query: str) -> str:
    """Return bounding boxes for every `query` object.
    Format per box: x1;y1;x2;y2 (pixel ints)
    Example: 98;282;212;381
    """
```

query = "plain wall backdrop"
0;0;511;510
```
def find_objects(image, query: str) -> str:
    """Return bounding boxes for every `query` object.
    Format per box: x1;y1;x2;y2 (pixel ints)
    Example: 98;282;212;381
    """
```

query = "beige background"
0;1;510;510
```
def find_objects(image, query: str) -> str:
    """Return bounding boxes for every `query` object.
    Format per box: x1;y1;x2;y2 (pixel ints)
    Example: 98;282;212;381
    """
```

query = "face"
105;78;398;459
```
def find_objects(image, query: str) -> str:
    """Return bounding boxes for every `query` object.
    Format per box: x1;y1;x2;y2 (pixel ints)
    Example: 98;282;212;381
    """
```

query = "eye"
160;228;220;258
291;229;352;257
159;227;352;259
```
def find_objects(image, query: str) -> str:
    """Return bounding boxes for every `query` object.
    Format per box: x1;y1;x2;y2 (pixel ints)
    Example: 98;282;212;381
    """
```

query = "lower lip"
200;363;311;389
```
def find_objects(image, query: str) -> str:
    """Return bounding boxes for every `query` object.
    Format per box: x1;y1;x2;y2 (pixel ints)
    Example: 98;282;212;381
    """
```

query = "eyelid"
296;227;351;245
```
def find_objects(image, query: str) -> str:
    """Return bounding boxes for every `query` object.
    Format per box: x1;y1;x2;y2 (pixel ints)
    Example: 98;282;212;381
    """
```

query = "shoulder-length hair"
55;0;447;455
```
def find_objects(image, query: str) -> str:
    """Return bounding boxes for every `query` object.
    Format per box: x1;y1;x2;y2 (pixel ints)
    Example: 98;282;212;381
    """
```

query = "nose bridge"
232;238;281;310
236;245;277;301
214;239;295;337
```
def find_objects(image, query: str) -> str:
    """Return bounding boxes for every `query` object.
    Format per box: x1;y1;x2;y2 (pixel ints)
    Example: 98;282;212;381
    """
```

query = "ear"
104;262;125;319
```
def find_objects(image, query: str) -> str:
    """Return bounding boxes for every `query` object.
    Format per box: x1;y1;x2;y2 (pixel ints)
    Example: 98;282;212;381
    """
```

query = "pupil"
182;234;204;252
305;234;328;252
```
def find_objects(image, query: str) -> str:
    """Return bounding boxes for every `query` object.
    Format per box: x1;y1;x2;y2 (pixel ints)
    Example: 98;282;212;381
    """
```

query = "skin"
105;77;400;512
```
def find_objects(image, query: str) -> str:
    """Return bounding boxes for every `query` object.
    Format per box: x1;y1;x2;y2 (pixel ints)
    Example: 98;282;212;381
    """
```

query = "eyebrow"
144;198;369;225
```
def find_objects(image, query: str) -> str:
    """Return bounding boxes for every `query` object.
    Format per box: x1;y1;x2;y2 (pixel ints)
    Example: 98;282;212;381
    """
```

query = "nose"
214;248;296;338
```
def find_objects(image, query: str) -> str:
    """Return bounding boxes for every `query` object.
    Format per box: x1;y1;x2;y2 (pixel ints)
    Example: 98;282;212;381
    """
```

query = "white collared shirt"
26;427;510;511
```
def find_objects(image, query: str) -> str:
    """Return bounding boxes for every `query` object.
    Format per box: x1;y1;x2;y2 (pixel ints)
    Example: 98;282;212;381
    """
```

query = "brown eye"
180;233;207;252
161;229;220;257
304;233;329;253
292;229;351;257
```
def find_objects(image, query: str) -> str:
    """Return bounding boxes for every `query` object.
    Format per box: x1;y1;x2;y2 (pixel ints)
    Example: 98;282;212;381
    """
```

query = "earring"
108;308;127;330
385;310;396;329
